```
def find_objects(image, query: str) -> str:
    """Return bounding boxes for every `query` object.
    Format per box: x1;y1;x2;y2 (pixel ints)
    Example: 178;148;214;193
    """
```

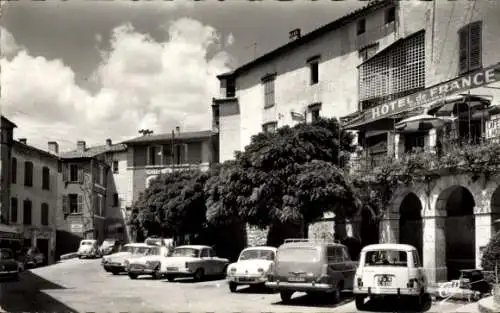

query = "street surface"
0;259;478;313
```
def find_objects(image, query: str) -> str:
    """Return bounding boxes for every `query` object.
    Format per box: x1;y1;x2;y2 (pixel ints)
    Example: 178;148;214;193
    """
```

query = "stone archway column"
474;205;493;269
423;212;447;283
379;211;399;244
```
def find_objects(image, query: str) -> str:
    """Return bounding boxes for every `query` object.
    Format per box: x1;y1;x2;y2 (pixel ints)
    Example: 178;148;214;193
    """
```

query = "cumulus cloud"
0;18;232;152
1;27;22;57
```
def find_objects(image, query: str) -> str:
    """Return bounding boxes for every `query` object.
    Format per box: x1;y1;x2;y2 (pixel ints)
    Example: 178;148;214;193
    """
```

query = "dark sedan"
0;248;20;281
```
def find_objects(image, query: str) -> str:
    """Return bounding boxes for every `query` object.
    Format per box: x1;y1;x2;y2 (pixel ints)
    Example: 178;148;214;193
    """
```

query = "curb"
478;297;500;313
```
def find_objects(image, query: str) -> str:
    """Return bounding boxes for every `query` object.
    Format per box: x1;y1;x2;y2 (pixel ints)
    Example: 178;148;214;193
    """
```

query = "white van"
353;243;427;310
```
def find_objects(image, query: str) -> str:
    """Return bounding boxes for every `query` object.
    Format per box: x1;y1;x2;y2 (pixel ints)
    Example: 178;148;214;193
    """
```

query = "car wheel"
229;282;237;293
355;295;366;310
128;273;138;279
111;270;120;275
193;269;204;282
166;275;175;282
280;291;293;303
332;282;343;303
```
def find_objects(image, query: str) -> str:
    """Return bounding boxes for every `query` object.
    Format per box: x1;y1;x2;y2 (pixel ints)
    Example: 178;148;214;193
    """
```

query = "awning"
343;63;500;130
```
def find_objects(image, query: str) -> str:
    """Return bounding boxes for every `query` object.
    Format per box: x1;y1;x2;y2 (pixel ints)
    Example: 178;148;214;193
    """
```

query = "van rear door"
275;246;322;283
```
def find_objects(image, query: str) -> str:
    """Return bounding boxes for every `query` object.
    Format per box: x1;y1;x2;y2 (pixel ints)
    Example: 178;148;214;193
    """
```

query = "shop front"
344;63;500;283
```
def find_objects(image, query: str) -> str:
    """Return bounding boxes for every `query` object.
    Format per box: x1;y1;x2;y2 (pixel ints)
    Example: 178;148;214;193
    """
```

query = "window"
10;198;18;223
97;194;104;216
357;18;366;35
200;249;209;258
41;203;49;226
24;161;33;187
208;248;215;257
11;157;17;184
175;144;187;165
365;250;408;267
23;199;32;225
262;122;277;134
69;164;79;182
96;165;105;186
263;76;275;108
67;194;82;214
112;161;119;173
309;60;319;85
412;250;421;267
113;193;119;207
226;78;235;98
385;7;396;24
404;132;426;153
459;21;482;74
359;43;379;62
42;167;50;190
309;103;322;122
148;145;162;166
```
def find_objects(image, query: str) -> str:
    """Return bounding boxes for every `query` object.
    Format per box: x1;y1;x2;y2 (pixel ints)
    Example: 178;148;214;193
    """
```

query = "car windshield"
172;247;199;258
0;249;13;260
145;247;160;256
102;240;114;247
121;245;134;253
365;250;408;267
278;247;320;263
239;249;275;261
133;247;150;254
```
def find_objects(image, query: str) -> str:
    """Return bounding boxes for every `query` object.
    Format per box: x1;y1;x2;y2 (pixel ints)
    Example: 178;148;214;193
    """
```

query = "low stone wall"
246;224;268;247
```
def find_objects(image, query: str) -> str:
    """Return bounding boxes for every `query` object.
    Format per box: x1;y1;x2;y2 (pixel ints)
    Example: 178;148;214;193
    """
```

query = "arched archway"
399;192;423;261
437;186;476;280
490;187;500;234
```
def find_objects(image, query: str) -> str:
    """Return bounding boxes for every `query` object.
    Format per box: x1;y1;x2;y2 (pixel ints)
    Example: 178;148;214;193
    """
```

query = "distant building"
56;140;127;258
121;129;219;204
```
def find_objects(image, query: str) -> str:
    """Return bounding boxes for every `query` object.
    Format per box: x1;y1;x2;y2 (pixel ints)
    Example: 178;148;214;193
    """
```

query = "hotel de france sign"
348;63;500;127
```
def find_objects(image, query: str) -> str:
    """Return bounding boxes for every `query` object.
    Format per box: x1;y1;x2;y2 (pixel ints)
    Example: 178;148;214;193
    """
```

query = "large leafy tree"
206;118;359;241
129;170;210;240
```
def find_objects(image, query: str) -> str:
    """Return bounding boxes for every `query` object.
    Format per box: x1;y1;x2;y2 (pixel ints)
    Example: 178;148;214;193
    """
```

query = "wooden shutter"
62;164;69;182
468;21;482;71
78;168;84;184
458;26;469;74
62;195;69;214
77;195;83;213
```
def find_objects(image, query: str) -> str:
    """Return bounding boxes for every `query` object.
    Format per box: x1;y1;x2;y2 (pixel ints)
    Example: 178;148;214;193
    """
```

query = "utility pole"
171;130;175;173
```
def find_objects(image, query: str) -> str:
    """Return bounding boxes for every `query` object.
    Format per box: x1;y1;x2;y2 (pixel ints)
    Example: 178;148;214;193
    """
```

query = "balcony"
349;138;500;181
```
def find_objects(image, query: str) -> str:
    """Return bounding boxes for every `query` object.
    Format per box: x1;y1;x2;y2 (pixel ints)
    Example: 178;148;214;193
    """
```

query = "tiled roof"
122;130;216;144
217;0;392;79
59;143;127;159
13;141;58;160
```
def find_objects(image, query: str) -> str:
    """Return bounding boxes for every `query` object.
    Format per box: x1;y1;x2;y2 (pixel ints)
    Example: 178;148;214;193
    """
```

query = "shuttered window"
23;199;32;225
458;21;482;74
41;203;49;226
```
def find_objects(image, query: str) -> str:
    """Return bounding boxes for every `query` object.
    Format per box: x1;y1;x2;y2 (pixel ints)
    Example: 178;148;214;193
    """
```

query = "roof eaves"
13;141;59;160
218;0;392;80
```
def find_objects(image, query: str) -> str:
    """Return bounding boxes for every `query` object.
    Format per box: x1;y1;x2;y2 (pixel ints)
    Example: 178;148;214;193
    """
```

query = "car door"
208;248;223;274
199;248;212;275
342;247;356;289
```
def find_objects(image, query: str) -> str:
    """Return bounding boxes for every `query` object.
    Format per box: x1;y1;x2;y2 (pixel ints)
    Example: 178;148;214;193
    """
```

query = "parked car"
99;239;122;256
163;245;229;282
353;243;427;310
458;269;491;295
25;246;45;267
102;243;151;275
127;245;171;280
77;239;101;259
266;238;357;303
0;248;20;281
227;246;277;292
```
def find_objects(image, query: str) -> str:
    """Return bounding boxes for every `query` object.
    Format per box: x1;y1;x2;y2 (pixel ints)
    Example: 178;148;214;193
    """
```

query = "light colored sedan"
162;245;229;282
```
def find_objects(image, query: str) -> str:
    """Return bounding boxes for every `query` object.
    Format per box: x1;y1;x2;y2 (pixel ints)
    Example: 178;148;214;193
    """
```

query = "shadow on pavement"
0;270;77;313
236;285;278;294
166;276;226;283
362;294;433;313
271;293;354;308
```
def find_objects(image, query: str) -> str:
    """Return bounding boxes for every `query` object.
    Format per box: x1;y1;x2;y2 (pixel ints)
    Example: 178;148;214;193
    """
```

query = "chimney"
176;126;180;136
18;138;27;144
48;141;59;154
77;140;86;152
106;138;112;147
289;28;301;41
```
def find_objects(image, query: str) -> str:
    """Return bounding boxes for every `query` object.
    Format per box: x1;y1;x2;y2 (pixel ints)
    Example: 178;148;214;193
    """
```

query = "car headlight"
257;268;265;275
229;267;236;274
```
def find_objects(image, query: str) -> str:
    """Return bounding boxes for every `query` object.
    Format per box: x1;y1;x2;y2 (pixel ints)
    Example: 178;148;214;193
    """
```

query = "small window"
42;167;50;190
359;43;379;62
97;194;104;216
385;7;395;24
200;249;209;258
100;166;105;185
309;61;319;85
68;194;81;214
41;203;49;226
458;21;482;74
357;19;366;35
262;122;277;134
311;109;320;122
226;78;236;98
10;198;18;223
208;248;215;257
11;157;17;184
263;76;275;108
412;251;421;267
24;161;33;187
69;164;79;182
113;193;119;207
148;145;162;166
112;161;119;173
23;199;32;225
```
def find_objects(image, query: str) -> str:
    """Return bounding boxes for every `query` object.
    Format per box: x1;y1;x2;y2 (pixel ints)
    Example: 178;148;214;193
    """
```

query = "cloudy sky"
1;0;366;152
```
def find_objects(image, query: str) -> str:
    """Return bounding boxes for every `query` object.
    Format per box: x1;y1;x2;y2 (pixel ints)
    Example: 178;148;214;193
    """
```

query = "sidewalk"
478;296;499;313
